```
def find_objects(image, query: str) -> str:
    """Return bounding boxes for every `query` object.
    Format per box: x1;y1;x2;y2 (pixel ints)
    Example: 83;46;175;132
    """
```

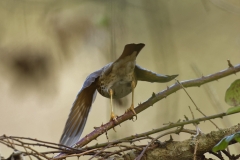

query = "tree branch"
71;63;240;150
112;124;240;160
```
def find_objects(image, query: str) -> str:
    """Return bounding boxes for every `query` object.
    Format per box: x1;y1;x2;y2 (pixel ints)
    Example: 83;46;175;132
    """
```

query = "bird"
59;43;178;147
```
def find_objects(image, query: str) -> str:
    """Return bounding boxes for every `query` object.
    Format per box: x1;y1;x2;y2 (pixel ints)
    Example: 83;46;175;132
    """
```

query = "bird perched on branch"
60;43;178;147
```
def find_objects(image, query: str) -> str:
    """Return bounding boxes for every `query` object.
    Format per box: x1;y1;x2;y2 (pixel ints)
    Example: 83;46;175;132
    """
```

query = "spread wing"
59;68;103;147
135;65;178;83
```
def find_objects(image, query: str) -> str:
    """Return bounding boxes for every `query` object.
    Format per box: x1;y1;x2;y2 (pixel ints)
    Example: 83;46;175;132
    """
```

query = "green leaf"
212;137;230;152
234;133;240;143
212;132;240;152
225;79;240;107
226;106;240;115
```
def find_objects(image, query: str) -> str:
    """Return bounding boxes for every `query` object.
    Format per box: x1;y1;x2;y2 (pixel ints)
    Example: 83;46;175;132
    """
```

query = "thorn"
167;135;173;142
152;92;156;98
105;130;109;142
227;60;234;68
227;60;237;75
167;86;169;90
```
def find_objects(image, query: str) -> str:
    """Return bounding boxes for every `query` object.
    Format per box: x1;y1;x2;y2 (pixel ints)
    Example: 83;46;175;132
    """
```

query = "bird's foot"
110;112;118;122
126;104;137;120
110;112;118;132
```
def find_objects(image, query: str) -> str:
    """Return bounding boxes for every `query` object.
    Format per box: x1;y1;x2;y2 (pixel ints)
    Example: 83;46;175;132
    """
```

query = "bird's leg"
126;81;137;117
109;89;117;121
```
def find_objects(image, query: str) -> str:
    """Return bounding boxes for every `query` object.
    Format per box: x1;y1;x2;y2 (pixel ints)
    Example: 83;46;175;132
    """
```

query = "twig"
130;136;154;143
191;64;232;127
136;127;184;160
89;143;112;160
1;138;50;159
188;106;202;138
209;151;224;160
117;144;142;151
8;136;77;151
188;106;195;120
103;147;131;158
5;135;16;150
176;80;220;129
53;148;103;160
84;111;237;151
22;144;33;160
193;139;199;160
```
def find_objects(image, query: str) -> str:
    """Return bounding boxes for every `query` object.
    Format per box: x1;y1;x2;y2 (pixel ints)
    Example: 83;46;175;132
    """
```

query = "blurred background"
0;0;240;159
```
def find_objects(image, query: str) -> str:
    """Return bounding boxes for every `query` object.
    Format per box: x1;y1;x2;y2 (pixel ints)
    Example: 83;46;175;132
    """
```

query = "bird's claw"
126;104;137;120
109;112;118;132
110;112;118;122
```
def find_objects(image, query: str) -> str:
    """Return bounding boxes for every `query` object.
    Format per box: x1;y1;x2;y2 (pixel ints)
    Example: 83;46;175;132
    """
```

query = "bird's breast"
98;80;137;99
97;56;137;99
97;70;137;99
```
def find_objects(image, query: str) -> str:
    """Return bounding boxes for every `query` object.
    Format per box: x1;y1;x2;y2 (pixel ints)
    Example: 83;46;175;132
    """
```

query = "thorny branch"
1;62;240;160
1;124;240;160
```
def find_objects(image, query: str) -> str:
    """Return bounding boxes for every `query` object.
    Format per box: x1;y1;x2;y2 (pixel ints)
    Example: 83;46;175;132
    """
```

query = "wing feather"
59;69;102;147
135;65;178;83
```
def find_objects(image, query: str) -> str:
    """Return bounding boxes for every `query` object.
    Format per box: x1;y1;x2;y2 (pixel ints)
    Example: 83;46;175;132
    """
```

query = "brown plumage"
60;43;178;147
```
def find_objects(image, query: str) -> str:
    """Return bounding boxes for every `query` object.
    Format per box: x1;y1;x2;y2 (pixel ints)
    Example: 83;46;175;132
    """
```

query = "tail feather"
116;43;145;62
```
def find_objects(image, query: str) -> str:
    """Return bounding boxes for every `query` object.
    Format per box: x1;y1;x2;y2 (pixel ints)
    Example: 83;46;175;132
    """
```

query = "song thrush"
60;43;178;147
